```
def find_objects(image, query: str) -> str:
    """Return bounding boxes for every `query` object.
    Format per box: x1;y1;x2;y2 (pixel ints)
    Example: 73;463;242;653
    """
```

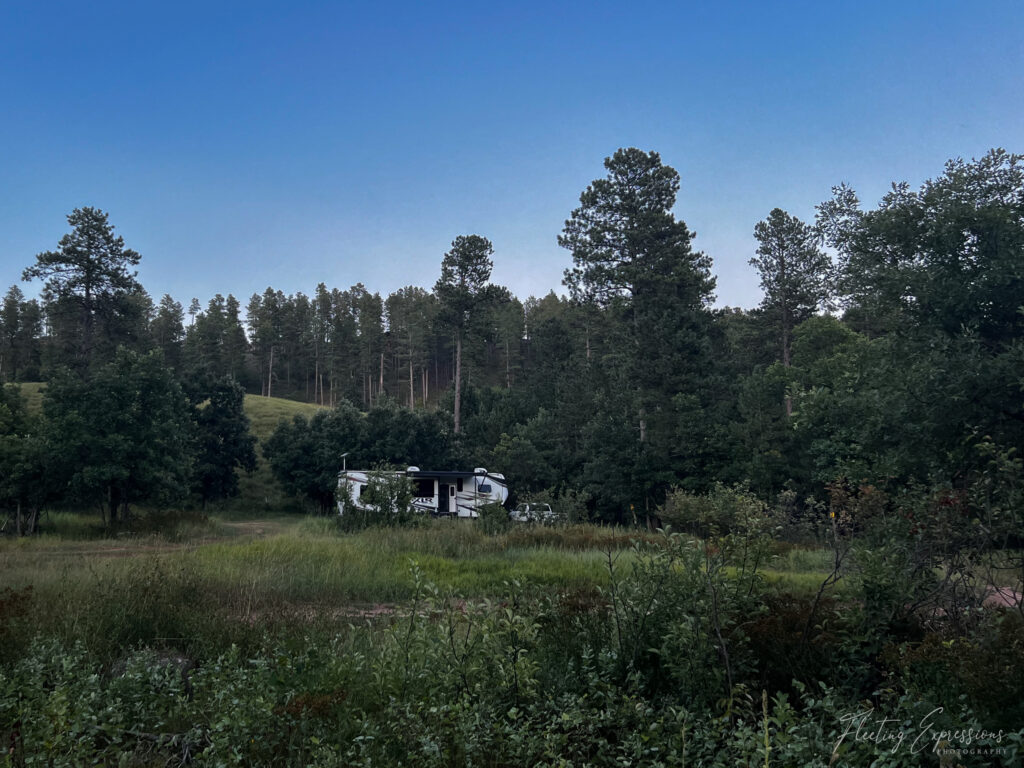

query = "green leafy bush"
339;464;421;531
476;501;510;535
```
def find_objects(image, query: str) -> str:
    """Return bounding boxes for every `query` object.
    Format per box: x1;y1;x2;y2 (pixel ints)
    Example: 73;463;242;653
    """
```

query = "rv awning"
406;470;481;478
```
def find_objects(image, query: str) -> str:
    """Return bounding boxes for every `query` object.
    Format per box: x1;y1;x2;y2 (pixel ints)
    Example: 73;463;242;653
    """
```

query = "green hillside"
232;394;327;514
242;393;325;443
13;382;45;413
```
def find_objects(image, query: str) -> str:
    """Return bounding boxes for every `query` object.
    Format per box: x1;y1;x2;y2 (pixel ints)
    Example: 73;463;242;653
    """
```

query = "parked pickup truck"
508;503;559;524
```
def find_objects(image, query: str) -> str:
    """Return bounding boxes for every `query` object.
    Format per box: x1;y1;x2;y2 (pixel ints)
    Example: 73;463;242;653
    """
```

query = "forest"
3;148;1022;523
1;147;1022;766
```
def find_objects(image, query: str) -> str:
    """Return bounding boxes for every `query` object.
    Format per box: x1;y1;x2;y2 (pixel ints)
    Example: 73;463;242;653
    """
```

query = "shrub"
340;464;421;531
659;483;777;538
477;501;511;535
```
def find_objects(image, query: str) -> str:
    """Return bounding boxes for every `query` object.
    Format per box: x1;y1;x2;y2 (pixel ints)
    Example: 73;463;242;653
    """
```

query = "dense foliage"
1;147;1022;764
3;150;1021;525
1;519;1021;766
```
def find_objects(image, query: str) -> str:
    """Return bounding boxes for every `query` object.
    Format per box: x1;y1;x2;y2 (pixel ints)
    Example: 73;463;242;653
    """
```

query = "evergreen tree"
560;148;716;511
0;287;25;382
191;376;257;506
23;207;144;369
434;235;495;434
151;294;186;371
750;208;831;401
386;287;436;408
0;384;50;534
43;349;194;524
247;288;285;396
353;285;385;406
222;294;251;385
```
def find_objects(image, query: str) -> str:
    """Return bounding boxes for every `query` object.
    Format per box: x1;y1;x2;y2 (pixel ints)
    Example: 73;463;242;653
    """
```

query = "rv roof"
407;470;479;478
337;469;495;479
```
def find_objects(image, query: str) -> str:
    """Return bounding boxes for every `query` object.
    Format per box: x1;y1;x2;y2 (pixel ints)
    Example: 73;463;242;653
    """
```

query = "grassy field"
1;514;839;660
1;519;637;601
0;518;642;663
9;513;1011;766
242;393;326;443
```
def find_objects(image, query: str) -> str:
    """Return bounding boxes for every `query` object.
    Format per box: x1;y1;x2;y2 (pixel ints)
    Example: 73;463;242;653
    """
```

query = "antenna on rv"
339;453;350;515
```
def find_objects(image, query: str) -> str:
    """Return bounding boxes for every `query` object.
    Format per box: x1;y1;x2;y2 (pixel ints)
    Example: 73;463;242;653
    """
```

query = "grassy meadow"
6;384;840;611
0;510;844;662
6;513;1018;766
4;387;1019;766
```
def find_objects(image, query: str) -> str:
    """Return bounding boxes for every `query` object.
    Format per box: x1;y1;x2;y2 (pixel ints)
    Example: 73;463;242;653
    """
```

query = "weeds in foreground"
2;540;1020;767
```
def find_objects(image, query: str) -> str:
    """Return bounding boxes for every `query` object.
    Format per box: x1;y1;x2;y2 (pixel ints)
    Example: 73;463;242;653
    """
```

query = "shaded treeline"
2;148;1023;522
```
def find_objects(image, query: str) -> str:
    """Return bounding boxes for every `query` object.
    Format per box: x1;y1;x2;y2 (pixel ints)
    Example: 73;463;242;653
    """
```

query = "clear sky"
2;0;1021;311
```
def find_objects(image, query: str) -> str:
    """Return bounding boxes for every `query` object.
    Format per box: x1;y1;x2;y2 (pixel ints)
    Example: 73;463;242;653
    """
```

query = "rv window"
357;484;366;497
449;486;455;497
457;478;463;492
413;478;433;497
478;484;491;493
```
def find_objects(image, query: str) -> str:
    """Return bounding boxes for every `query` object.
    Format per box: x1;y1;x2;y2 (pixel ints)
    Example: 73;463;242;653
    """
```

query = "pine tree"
560;149;716;509
23;207;144;369
750;208;831;371
434;235;495;434
151;294;186;371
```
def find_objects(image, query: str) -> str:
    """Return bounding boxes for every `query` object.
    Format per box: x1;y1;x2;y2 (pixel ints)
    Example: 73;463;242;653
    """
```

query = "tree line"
2;147;1022;525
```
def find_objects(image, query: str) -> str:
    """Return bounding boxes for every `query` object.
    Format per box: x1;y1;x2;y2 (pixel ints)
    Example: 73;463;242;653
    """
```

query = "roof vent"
407;466;420;472
473;467;487;474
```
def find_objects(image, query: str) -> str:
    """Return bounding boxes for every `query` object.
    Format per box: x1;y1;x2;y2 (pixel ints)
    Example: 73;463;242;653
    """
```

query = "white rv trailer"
337;466;508;518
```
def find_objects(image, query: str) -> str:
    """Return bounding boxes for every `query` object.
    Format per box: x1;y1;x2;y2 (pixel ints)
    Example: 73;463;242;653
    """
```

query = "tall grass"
2;516;840;673
187;524;615;604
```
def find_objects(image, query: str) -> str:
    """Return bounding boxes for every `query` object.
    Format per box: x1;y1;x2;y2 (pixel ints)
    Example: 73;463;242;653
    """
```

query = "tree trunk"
633;296;647;444
267;346;274;398
82;279;93;365
108;485;119;525
782;306;793;417
454;330;463;433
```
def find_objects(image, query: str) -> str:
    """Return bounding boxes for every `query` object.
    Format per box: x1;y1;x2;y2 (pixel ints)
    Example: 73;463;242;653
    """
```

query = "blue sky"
1;1;1021;311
